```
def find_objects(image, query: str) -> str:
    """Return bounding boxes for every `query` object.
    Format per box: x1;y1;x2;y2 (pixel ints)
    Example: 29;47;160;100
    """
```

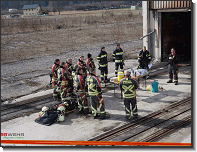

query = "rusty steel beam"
149;1;191;9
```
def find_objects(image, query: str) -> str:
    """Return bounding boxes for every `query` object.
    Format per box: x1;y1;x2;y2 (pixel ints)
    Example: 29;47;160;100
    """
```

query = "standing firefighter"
78;55;88;79
51;59;61;101
97;47;108;82
112;44;124;76
119;71;138;121
86;53;96;73
65;58;74;96
74;67;89;114
86;68;110;119
138;46;151;70
57;62;69;106
167;48;179;85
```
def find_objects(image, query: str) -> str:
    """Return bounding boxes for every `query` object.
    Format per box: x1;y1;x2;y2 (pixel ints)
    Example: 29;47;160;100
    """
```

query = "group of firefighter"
50;44;179;121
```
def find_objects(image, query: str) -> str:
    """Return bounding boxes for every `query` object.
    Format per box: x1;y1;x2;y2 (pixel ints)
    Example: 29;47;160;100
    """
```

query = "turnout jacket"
97;50;108;67
78;59;87;70
112;48;124;63
119;77;138;99
167;53;178;65
74;73;85;94
51;63;60;81
57;66;68;86
65;62;73;79
86;58;96;71
138;50;151;63
86;73;102;96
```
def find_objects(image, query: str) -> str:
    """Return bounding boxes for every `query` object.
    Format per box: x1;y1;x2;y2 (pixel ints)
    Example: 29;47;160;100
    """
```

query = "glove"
98;65;101;70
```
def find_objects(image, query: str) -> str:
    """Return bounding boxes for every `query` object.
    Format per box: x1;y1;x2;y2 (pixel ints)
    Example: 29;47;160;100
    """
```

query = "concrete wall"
142;1;161;61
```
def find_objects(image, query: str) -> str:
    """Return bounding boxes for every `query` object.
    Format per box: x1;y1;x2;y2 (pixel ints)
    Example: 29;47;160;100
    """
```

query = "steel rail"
88;97;191;141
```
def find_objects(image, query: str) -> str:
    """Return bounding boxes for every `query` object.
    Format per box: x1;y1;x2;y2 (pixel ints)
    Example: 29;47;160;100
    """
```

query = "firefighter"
167;48;179;85
86;53;96;74
112;44;124;76
119;71;138;121
74;66;89;114
65;58;74;96
57;62;70;107
138;46;151;70
86;68;110;119
51;59;61;101
97;47;108;82
78;55;88;80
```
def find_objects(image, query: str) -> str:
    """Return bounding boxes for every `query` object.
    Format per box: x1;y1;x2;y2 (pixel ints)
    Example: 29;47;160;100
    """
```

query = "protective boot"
167;80;173;83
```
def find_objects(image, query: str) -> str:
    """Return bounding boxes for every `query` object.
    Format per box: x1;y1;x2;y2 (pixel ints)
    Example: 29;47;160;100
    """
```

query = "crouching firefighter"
86;68;110;119
74;66;89;114
51;59;61;101
57;62;70;108
119;71;139;121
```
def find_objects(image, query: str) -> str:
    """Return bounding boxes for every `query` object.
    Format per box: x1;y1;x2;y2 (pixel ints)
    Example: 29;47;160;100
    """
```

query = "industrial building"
142;1;191;62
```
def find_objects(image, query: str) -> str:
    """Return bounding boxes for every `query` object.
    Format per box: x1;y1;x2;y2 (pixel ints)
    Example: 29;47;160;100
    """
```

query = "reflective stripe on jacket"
119;77;138;99
57;68;68;86
97;51;108;66
112;48;123;62
86;73;102;96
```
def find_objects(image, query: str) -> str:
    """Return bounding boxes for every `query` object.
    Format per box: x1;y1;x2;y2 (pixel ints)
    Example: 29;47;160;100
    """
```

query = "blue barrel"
152;81;158;92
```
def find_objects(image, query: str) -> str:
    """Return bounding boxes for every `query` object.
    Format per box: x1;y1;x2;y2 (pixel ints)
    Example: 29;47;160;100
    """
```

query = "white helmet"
57;114;65;122
57;105;66;114
42;106;49;112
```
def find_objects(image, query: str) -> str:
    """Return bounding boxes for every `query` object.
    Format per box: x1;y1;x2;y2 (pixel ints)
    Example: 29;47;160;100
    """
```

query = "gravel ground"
1;39;142;101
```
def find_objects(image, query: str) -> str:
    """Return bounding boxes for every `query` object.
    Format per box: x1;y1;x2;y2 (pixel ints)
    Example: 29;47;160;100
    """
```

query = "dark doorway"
161;12;191;62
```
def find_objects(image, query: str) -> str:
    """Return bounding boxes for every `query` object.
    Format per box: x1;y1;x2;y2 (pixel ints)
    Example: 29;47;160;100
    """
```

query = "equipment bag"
35;110;60;126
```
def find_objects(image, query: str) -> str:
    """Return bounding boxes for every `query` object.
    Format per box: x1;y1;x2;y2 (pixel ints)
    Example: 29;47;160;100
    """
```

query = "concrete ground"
1;65;191;146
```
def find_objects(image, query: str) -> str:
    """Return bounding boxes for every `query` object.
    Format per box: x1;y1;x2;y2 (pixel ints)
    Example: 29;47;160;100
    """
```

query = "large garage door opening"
161;12;191;62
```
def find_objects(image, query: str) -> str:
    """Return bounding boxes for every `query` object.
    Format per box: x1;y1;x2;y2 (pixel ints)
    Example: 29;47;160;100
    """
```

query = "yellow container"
118;71;124;82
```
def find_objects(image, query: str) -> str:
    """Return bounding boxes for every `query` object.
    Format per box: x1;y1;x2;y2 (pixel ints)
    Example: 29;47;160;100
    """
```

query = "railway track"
88;97;191;143
1;62;188;123
1;97;77;122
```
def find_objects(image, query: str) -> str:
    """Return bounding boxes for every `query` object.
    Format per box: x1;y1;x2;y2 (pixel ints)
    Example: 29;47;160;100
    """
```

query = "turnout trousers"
90;94;106;117
78;93;89;113
100;66;108;81
67;78;74;95
124;97;138;119
168;64;178;82
115;62;124;75
53;85;61;101
139;60;149;70
60;85;67;102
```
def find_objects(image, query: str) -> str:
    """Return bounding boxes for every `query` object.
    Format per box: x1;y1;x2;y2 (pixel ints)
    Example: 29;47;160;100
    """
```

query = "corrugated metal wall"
150;1;191;9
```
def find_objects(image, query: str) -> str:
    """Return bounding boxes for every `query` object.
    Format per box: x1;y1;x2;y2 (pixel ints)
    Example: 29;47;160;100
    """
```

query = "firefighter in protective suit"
86;68;110;119
86;53;96;74
97;47;108;82
138;46;151;70
51;59;61;101
57;62;70;107
119;71;138;121
112;44;124;76
167;48;179;85
74;66;89;114
65;58;74;96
